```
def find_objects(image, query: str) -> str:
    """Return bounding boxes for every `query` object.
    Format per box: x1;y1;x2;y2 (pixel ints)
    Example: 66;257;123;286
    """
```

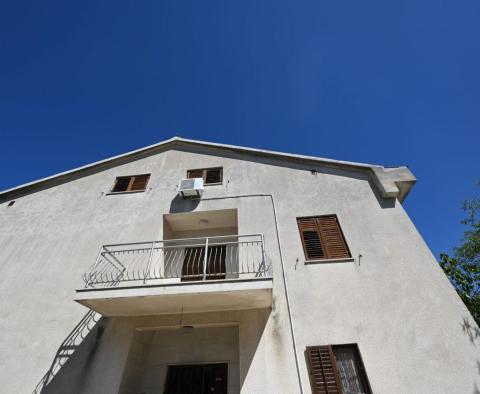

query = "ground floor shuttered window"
305;344;372;394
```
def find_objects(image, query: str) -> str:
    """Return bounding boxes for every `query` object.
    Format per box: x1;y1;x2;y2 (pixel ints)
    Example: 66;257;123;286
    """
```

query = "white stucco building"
0;137;478;394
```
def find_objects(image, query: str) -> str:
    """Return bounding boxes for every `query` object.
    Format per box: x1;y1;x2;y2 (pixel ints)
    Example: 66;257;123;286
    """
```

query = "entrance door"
164;363;228;394
181;245;226;281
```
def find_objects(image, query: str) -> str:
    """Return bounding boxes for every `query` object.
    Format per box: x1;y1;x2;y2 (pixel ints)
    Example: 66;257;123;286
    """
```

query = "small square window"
187;167;223;185
111;174;150;193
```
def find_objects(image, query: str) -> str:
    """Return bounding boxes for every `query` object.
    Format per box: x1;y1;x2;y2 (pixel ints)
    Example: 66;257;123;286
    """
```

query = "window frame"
305;343;372;394
332;344;372;394
297;214;352;263
186;167;223;186
109;174;151;194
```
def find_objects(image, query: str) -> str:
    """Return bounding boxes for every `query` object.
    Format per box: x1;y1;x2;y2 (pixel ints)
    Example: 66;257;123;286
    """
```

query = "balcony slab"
75;278;273;316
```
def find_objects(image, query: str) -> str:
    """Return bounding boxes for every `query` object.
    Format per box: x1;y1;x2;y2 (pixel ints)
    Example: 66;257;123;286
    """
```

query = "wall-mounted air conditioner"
177;178;204;199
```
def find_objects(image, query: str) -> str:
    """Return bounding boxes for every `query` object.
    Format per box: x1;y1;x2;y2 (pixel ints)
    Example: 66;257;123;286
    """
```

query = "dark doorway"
181;245;226;281
164;363;228;394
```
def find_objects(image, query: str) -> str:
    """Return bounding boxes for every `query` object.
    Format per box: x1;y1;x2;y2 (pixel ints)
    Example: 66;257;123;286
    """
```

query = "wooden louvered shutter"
298;216;350;260
297;218;326;259
130;174;150;191
317;216;350;259
306;346;343;394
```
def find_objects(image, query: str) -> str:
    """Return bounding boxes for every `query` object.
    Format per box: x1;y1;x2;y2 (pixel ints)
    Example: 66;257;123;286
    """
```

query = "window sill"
204;182;223;186
106;190;146;195
304;257;355;265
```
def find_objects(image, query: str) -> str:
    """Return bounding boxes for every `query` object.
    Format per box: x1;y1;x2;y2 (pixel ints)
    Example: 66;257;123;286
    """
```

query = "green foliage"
440;191;480;326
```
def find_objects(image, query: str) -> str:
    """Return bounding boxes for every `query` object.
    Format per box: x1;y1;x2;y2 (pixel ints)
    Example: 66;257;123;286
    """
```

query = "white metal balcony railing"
82;234;269;288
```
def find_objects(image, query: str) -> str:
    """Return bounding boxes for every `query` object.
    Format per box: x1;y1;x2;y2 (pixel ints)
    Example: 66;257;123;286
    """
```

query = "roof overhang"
0;136;416;203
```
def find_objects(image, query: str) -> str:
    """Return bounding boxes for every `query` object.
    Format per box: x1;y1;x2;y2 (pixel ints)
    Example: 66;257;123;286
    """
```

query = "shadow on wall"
169;194;201;213
460;316;480;394
33;310;105;394
462;316;480;346
368;178;396;209
239;308;271;391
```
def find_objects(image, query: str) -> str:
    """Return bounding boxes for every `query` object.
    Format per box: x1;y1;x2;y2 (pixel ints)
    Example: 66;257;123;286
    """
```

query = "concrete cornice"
0;136;416;202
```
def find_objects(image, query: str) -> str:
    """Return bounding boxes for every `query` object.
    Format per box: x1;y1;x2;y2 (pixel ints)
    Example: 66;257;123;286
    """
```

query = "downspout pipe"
202;194;304;394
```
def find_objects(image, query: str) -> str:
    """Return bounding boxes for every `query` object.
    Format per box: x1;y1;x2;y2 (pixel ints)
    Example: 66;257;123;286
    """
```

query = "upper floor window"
297;215;351;261
187;167;223;185
111;174;150;193
305;344;372;394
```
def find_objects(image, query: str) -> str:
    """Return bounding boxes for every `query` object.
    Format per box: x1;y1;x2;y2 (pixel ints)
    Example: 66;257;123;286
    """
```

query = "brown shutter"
297;218;326;259
317;216;351;259
306;346;343;394
130;174;150;191
297;216;350;260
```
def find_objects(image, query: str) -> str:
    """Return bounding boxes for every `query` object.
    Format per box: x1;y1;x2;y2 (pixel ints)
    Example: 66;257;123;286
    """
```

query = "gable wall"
0;147;477;393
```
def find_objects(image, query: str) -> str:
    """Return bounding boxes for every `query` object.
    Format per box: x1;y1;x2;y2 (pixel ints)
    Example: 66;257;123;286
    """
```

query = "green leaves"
439;191;480;326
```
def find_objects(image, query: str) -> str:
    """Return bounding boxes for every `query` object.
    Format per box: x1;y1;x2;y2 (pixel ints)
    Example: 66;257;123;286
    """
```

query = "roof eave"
0;137;416;203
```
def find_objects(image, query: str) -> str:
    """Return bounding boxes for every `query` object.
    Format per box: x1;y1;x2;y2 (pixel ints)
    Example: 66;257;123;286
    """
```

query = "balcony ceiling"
164;209;237;232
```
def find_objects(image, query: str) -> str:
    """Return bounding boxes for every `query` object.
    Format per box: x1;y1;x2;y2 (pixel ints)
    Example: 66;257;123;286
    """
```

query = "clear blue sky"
1;0;479;257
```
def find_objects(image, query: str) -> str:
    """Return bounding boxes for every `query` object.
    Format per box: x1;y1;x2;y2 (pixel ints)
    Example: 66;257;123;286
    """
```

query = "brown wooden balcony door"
206;244;226;280
181;247;204;281
181;245;226;281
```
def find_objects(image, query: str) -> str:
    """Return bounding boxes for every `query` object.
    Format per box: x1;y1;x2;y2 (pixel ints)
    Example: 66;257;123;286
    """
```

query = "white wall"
0;145;478;393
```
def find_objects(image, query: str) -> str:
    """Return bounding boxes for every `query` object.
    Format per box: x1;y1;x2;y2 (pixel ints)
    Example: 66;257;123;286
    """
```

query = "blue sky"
1;0;479;257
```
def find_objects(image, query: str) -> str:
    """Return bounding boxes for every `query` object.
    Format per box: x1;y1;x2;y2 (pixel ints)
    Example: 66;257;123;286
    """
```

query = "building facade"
0;137;478;394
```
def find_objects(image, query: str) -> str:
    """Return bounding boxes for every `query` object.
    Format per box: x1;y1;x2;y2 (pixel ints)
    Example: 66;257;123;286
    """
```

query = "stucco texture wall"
0;146;478;393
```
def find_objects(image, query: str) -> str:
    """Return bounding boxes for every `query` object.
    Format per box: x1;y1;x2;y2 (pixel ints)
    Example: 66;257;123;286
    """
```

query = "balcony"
75;234;273;316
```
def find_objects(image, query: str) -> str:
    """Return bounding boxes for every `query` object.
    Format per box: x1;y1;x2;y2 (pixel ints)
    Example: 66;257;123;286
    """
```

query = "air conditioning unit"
177;178;204;199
